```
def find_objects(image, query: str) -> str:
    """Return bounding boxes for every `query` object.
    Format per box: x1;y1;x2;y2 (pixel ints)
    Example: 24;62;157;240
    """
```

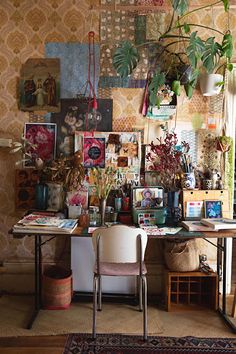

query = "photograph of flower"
24;123;56;167
204;200;222;219
51;98;113;157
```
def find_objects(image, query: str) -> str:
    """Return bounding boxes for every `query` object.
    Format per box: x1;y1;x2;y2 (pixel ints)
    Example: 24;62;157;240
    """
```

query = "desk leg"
27;234;41;329
222;237;227;314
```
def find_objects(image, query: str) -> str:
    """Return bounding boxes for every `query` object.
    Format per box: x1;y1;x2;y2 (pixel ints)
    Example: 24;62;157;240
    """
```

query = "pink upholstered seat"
94;261;147;276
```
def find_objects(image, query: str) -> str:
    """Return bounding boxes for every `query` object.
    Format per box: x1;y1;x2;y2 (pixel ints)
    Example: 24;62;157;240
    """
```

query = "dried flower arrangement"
90;166;117;199
146;129;189;191
43;151;85;191
9;136;37;166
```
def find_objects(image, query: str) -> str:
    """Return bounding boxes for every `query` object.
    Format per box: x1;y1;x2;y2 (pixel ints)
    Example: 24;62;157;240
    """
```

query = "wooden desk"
10;227;236;332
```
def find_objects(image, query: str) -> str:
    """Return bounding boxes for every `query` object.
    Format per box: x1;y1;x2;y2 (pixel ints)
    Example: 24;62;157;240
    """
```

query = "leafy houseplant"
113;0;233;102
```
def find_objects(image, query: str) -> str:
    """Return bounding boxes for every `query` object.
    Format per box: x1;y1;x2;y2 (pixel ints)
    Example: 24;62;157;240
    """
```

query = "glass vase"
99;198;107;226
35;183;48;210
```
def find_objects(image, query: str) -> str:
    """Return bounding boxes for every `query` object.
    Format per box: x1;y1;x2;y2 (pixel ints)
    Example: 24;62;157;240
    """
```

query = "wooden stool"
231;287;236;317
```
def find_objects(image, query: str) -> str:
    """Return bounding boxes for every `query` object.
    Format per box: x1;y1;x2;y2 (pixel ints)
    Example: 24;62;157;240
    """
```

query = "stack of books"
13;213;78;234
200;218;236;231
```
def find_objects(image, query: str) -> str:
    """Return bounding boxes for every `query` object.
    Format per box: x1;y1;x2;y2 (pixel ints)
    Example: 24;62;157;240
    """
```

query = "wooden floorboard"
0;335;67;354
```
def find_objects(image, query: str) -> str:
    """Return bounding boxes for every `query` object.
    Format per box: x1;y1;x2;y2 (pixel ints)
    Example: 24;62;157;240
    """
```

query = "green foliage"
112;41;140;78
112;0;232;99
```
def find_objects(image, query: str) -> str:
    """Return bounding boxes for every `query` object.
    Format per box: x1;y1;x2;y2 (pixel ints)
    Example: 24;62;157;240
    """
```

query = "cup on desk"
115;197;122;211
122;197;130;211
79;213;89;228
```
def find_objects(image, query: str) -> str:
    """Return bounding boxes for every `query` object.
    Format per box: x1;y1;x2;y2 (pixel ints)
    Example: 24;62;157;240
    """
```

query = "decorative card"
185;201;204;219
19;58;60;112
83;137;105;168
24;123;56;167
204;200;222;219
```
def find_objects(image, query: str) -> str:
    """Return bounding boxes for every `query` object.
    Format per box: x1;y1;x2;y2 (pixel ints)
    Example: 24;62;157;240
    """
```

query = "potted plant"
113;0;233;104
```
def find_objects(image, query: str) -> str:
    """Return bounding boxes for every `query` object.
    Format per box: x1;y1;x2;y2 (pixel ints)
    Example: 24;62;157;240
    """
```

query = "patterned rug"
63;333;236;353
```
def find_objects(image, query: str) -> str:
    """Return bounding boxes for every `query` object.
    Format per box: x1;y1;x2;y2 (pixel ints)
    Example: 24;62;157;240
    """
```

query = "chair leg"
92;275;98;339
98;275;102;311
142;275;148;341
138;275;143;311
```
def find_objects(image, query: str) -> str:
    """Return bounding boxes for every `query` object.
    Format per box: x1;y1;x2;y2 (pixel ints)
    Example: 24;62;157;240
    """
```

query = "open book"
200;218;236;231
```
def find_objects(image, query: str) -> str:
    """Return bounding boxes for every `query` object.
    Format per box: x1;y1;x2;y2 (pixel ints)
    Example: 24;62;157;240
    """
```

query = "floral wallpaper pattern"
0;0;236;266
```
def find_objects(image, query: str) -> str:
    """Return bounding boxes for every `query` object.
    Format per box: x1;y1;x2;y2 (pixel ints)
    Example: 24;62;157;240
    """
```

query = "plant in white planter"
113;0;233;104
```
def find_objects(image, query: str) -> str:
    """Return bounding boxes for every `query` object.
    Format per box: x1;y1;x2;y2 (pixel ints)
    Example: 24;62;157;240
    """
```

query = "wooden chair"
92;224;148;340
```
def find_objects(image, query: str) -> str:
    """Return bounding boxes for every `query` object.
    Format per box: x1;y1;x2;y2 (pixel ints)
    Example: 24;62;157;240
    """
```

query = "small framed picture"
24;123;57;167
204;200;222;219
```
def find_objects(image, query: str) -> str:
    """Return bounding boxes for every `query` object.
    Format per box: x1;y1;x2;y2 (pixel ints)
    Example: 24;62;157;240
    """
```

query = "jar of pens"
181;154;196;190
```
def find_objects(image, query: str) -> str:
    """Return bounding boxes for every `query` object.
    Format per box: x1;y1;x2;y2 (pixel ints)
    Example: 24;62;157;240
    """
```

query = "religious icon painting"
19;58;60;112
24;123;57;167
83;137;105;168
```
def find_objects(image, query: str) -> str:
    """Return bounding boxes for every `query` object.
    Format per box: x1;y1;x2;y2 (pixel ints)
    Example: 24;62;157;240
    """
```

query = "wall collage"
0;0;236;267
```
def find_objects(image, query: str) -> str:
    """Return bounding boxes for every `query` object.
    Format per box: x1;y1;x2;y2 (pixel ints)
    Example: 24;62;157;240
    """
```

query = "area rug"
63;333;236;353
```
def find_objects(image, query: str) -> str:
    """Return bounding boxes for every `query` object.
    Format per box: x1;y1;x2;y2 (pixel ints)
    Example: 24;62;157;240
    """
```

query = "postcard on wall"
83;137;105;168
185;201;204;219
74;131;141;183
204;200;222;219
24;123;56;167
51;98;113;157
19;58;60;112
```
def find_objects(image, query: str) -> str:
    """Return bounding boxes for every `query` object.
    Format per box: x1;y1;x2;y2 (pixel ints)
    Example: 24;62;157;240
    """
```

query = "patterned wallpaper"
0;0;99;264
0;0;235;266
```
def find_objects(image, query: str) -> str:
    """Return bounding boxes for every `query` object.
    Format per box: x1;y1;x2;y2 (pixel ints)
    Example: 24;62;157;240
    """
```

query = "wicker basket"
42;266;72;310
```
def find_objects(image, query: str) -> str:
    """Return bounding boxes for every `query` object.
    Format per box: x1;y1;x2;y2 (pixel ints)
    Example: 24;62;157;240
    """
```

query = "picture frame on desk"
204;200;222;219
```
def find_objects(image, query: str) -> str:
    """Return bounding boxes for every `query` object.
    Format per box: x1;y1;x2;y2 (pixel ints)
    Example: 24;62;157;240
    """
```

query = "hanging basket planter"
216;136;232;153
199;74;224;97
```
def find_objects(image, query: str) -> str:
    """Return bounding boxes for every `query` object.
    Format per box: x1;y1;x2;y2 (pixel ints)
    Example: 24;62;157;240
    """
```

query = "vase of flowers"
90;166;117;226
146;128;190;225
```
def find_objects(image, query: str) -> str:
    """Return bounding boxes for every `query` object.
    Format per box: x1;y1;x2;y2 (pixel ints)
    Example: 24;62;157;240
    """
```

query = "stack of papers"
13;213;78;234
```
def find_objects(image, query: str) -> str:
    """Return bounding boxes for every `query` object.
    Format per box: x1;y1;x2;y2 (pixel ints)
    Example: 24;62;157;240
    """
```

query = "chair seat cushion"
94;262;147;276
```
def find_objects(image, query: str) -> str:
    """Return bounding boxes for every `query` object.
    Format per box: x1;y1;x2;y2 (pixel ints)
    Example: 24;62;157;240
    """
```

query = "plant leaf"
227;63;234;72
221;0;229;11
171;0;189;16
172;80;181;96
201;37;222;74
183;23;190;33
186;32;205;69
221;33;233;60
113;41;140;78
148;71;166;107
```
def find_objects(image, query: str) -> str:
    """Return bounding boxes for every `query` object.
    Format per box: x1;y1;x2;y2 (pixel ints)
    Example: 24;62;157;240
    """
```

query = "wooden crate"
165;271;218;311
181;190;230;219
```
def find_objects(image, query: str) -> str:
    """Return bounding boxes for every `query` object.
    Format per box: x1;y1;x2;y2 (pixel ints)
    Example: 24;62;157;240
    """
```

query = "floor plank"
0;335;67;354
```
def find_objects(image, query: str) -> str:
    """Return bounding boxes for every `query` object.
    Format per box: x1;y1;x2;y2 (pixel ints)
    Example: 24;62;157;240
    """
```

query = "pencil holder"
181;172;196;190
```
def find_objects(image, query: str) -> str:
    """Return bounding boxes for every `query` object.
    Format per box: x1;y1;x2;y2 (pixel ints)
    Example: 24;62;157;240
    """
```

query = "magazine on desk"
200;218;236;230
13;213;78;234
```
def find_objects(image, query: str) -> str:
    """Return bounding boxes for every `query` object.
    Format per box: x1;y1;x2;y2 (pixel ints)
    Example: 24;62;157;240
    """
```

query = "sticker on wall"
19;58;60;112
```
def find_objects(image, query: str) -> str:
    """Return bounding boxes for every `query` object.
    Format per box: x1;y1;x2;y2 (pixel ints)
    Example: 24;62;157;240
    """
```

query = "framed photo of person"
204;200;222;219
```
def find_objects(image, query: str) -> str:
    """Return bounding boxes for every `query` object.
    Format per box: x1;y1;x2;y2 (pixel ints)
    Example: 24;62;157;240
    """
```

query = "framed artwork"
15;169;40;210
19;58;60;112
83;137;105;168
24;123;57;167
51;98;113;157
204;200;222;219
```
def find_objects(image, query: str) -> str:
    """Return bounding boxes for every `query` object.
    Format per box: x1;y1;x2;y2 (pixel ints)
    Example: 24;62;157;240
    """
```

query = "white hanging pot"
199;73;224;96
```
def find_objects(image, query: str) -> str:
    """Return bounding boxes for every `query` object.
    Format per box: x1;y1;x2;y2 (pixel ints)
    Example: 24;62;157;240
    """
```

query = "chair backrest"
92;225;148;263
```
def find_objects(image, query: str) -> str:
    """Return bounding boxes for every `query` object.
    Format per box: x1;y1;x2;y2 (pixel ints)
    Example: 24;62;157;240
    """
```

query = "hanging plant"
216;135;232;153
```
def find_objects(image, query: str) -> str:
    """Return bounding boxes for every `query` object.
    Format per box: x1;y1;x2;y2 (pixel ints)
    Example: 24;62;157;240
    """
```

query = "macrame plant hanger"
78;31;100;131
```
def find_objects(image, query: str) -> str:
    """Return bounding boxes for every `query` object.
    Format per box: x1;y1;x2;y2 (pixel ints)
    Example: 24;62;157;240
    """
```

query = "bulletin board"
75;131;141;184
